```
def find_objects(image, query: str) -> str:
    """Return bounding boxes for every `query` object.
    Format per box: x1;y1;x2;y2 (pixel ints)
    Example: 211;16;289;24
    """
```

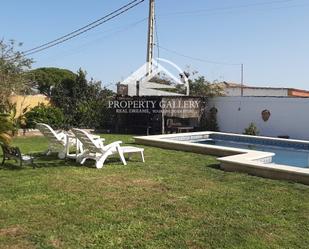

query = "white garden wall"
209;97;309;140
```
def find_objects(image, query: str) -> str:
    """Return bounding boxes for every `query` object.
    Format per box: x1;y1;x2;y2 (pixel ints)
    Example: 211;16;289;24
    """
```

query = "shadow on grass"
206;163;222;170
0;151;141;171
80;156;138;168
0;152;82;170
0;163;25;171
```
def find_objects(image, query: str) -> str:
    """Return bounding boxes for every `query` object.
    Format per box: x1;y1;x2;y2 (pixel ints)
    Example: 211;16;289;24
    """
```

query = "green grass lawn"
1;134;309;249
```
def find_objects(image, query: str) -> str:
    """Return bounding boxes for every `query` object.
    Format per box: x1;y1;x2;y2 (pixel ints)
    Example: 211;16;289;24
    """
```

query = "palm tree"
0;113;13;145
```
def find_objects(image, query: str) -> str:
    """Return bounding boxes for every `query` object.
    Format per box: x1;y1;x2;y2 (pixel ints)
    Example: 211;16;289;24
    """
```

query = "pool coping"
135;132;309;185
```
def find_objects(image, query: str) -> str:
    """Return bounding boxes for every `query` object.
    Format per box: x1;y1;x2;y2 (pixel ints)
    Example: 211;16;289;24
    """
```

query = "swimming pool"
135;132;309;184
194;134;309;168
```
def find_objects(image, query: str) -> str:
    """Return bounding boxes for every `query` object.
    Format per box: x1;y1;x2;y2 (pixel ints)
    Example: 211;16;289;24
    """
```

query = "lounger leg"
96;153;110;169
65;136;70;157
76;140;83;156
141;151;145;163
45;149;52;156
76;150;89;164
58;150;66;159
80;158;87;165
117;146;127;166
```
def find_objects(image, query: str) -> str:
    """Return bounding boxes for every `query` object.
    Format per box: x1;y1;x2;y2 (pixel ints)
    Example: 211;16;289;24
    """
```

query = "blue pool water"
189;134;309;168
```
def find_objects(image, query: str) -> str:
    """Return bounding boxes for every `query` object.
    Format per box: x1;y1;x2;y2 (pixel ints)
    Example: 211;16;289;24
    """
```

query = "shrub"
0;113;14;144
243;122;259;136
5;103;28;135
24;104;65;130
201;107;219;131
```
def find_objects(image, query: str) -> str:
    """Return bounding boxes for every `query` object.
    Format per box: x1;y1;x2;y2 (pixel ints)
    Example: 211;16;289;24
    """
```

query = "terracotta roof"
214;81;248;88
219;81;309;93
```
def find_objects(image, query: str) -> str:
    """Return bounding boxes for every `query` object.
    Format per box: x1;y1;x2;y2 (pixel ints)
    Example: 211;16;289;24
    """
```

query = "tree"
0;39;32;143
189;76;224;97
51;69;114;129
27;67;76;96
0;39;33;111
175;71;224;97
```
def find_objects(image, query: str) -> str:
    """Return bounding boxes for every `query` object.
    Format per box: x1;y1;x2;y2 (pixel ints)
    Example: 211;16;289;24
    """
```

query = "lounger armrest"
57;132;66;141
56;130;65;136
103;141;122;151
93;137;105;143
93;138;105;148
92;134;102;140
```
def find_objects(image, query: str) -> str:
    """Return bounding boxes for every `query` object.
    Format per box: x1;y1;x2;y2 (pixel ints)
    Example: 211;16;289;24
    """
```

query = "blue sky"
1;0;308;90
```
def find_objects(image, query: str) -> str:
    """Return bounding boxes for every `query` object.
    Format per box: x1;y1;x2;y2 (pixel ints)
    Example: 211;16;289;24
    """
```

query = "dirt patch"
1;242;35;249
131;178;158;187
0;226;24;237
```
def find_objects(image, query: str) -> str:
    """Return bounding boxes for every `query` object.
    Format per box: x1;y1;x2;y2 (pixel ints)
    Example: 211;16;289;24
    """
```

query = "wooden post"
136;81;140;96
161;112;165;134
146;0;155;75
241;63;244;97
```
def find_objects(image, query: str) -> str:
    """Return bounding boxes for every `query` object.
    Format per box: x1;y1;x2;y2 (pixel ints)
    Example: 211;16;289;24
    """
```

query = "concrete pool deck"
135;132;309;185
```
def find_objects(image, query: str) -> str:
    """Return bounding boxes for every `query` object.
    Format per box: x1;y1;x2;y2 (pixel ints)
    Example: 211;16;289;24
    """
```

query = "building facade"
220;82;309;97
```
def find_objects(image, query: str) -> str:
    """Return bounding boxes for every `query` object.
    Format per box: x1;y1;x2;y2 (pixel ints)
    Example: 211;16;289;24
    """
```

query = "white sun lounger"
121;146;145;163
71;128;144;168
36;123;76;159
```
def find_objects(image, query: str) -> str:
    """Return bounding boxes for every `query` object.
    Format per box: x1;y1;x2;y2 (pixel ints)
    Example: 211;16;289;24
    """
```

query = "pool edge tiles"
134;132;309;185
